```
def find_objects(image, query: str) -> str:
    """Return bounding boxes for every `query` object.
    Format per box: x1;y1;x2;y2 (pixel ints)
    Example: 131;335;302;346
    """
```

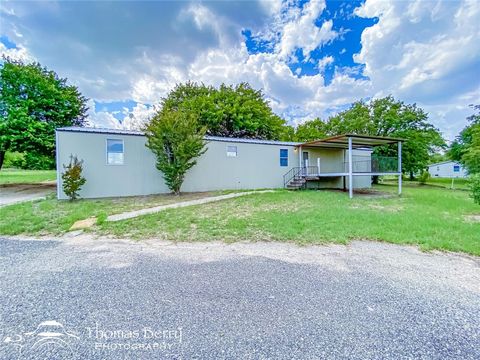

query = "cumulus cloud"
276;0;336;60
0;42;34;62
317;55;334;72
1;0;478;139
86;100;155;131
354;0;480;138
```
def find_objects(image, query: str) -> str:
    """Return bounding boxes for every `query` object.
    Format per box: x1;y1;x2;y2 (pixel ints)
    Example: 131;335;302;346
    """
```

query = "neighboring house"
56;127;403;199
428;160;467;178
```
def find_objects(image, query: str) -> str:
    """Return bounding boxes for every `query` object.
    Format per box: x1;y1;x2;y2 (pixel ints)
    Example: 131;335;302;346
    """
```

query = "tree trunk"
0;150;5;170
409;171;414;181
372;175;379;184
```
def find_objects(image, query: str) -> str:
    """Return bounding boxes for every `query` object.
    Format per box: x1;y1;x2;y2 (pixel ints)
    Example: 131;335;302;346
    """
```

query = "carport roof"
300;134;404;149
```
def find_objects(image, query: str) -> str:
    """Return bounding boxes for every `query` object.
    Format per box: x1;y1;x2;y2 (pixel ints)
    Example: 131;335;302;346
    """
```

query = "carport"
297;134;404;198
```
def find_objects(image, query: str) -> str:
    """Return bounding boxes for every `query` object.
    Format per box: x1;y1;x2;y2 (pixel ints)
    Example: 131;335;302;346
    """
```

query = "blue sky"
243;0;376;84
1;0;479;139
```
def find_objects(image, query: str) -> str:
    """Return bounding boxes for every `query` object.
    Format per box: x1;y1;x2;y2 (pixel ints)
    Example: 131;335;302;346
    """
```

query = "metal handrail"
301;166;322;176
283;167;303;187
283;156;399;187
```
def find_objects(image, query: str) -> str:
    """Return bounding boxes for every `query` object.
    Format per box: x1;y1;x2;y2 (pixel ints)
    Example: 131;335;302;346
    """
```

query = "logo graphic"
3;320;79;359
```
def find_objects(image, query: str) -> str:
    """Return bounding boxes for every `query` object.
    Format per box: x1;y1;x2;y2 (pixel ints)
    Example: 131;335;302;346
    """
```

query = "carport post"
348;136;353;199
398;141;402;195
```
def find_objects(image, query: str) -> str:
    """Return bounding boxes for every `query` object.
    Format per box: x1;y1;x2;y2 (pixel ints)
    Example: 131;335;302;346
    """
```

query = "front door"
302;151;309;175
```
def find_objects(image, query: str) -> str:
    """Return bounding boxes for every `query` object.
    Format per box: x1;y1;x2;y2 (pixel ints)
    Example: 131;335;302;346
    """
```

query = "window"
453;165;460;172
280;149;288;167
227;145;237;157
107;139;124;165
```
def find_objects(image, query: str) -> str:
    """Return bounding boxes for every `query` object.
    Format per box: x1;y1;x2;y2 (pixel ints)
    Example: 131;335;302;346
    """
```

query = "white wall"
428;161;467;178
56;130;301;199
56;129;374;199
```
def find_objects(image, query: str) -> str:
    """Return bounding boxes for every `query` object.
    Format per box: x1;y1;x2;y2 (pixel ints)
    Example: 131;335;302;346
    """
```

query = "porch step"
286;178;306;190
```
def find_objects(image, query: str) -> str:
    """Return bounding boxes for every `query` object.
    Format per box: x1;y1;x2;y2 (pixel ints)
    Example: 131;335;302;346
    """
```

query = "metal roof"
204;136;299;146
427;160;460;167
57;126;145;136
56;127;300;146
56;127;399;149
300;134;404;149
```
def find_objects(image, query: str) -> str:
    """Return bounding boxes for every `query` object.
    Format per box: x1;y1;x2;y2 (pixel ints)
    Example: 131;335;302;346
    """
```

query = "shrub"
468;173;480;205
22;152;56;170
3;152;25;168
4;152;56;170
61;155;86;200
418;170;430;184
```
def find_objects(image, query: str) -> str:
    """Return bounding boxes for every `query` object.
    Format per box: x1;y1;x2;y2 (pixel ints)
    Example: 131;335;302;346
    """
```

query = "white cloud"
353;0;480;138
0;42;34;62
2;0;478;140
276;0;337;60
122;103;156;130
317;55;334;71
85;100;122;130
86;100;155;131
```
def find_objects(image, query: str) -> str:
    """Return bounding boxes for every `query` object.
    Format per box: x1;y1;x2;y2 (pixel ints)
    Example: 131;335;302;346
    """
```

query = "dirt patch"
70;217;97;230
353;188;397;198
0;183;56;207
464;214;480;223
351;203;403;212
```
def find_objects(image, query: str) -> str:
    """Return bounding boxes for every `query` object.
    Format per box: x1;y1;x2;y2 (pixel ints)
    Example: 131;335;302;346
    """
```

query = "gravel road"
0;236;479;359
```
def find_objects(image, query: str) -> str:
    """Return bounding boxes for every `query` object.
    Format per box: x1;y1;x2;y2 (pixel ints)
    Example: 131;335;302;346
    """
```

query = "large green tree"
295;96;445;179
294;117;328;141
448;105;480;174
160;82;291;140
0;58;88;169
145;109;206;195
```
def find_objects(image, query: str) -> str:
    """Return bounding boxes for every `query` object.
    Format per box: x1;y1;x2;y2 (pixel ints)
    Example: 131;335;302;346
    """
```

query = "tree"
0;58;88;170
145;109;206;195
294;118;328;141
160;82;291;140
461;124;480;174
429;152;448;164
62;155;86;200
468;173;480;205
296;96;445;180
449;105;480;174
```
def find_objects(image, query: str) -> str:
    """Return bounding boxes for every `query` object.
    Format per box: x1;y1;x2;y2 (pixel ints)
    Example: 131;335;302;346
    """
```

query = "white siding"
428;161;467;178
56;129;374;199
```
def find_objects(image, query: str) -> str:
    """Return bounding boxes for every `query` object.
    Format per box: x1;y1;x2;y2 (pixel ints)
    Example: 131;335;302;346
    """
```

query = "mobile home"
56;127;403;199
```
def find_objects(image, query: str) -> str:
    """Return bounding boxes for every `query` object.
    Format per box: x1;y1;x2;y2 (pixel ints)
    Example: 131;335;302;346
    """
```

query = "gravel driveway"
0;236;479;359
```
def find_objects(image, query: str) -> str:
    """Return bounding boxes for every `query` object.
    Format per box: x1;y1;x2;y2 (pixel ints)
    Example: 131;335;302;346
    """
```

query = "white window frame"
106;138;125;165
227;145;237;157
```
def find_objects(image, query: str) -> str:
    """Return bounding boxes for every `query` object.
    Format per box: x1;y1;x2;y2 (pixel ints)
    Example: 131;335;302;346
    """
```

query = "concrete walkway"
107;190;274;222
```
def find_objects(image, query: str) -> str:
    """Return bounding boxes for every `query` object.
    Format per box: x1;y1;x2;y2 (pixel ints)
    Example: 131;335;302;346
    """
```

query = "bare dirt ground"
0;183;56;207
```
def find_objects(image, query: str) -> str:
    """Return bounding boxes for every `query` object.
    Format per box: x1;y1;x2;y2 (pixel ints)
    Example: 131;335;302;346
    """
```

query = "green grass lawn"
0;192;221;235
0;169;57;185
1;185;478;255
383;176;469;190
423;177;469;190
